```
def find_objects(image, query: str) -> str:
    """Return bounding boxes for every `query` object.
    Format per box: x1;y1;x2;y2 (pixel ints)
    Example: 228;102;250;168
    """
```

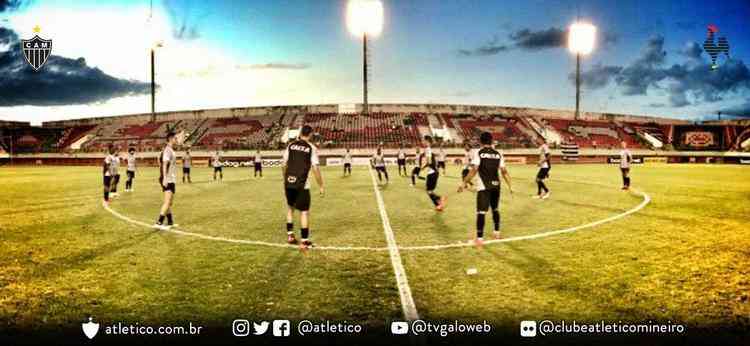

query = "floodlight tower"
568;22;596;120
346;0;384;115
147;0;163;122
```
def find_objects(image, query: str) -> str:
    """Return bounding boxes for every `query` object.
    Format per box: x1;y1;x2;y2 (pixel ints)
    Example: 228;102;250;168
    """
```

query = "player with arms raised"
458;132;513;247
283;125;324;250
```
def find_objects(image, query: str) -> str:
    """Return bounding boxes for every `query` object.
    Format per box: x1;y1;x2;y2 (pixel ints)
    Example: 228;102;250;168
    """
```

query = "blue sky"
0;0;748;124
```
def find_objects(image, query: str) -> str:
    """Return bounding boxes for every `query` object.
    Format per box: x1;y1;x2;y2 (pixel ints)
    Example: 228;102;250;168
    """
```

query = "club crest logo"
81;317;100;339
21;25;52;71
702;24;730;70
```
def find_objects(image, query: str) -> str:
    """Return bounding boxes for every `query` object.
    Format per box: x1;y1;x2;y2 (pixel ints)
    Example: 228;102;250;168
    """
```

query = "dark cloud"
457;37;509;56
509;27;565;50
720;101;750;117
459;27;618;57
0;0;22;12
573;64;622;89
680;41;703;60
163;0;204;41
0;27;150;107
576;35;750;108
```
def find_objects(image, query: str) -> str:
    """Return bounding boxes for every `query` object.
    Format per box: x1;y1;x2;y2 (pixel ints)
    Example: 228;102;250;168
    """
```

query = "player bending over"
182;148;192;183
458;132;513;247
422;136;447;211
253;148;263;178
211;150;223;181
372;147;389;184
154;131;178;230
535;142;551;199
397;145;407;176
343;148;352;176
283;125;325;250
619;141;632;190
410;147;424;186
123;148;136;192
102;144;117;206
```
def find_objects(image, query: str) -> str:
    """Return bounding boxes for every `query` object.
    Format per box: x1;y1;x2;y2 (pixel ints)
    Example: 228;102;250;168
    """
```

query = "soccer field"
1;163;749;343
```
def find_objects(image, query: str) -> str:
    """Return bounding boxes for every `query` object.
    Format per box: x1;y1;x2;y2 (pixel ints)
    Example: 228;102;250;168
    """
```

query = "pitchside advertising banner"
327;157;398;166
740;159;750;165
643;157;668;163
607;157;643;164
217;159;283;168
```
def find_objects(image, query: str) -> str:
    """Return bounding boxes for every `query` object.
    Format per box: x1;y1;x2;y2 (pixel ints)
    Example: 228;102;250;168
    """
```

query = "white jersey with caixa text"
620;149;632;169
126;153;136;172
161;146;177;184
103;154;117;177
372;153;386;167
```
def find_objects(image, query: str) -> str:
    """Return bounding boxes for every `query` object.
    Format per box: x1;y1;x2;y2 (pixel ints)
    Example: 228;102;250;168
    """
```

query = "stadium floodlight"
346;0;384;115
568;22;596;120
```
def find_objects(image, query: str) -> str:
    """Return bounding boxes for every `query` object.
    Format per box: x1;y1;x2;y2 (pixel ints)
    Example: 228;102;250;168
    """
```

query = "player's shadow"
21;231;155;283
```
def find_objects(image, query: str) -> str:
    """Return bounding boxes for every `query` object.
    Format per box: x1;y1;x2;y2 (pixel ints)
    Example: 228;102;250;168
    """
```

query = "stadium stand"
444;114;537;148
304;112;425;148
546;119;643;149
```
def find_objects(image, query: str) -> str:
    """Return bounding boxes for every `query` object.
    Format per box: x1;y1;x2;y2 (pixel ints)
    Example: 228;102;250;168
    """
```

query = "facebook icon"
273;320;291;337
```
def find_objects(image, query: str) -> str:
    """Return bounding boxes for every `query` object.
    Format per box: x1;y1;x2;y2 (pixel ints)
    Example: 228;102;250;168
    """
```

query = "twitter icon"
253;321;270;335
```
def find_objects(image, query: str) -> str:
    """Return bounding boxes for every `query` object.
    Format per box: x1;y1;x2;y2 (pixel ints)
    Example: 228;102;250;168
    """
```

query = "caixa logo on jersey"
21;26;52;71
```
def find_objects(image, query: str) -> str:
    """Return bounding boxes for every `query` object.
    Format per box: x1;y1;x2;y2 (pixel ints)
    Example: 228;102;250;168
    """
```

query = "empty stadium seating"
547;119;642;149
444;114;536;148
304;112;425;148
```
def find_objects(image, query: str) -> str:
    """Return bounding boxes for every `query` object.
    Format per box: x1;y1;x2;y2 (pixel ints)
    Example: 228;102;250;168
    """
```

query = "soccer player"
458;132;513;247
461;146;474;189
182;148;192;183
154;131;178;230
124;147;136;192
619;141;632;190
535;142;551;199
372;147;389;184
211;150;223;181
253;148;263;178
343;148;352;176
437;145;447;175
396;145;407;176
422;136;447;211
282;125;324;250
110;147;121;197
102;144;117;206
410;147;423;186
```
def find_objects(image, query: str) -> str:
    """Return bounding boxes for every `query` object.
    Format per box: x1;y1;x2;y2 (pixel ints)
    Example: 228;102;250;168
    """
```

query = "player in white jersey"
124;148;136;192
110;148;121;197
461;146;474;189
182;148;192;183
437;145;447;175
253;148;263;178
535;143;551;199
211;150;223;181
154;131;178;229
102;144;118;206
619;141;633;190
372;147;389;184
343;148;352;176
396;145;407;176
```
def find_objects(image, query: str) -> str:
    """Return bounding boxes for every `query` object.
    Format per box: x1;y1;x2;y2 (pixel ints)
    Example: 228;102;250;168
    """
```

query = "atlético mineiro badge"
21;25;52;71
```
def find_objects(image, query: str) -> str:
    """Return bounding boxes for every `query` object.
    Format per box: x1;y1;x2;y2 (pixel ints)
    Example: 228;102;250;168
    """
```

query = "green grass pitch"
1;163;749;337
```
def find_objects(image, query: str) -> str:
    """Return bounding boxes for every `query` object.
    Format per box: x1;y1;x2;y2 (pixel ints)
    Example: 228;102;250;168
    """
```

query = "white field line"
367;166;419;321
103;182;650;252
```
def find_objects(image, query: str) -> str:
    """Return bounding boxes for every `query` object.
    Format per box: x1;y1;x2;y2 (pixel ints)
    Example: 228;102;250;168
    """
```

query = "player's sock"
428;193;440;206
492;209;500;231
104;191;109;201
625;177;630;187
286;222;294;235
540;181;549;193
411;174;416;185
476;213;485;238
157;214;165;225
166;213;173;225
301;228;309;240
